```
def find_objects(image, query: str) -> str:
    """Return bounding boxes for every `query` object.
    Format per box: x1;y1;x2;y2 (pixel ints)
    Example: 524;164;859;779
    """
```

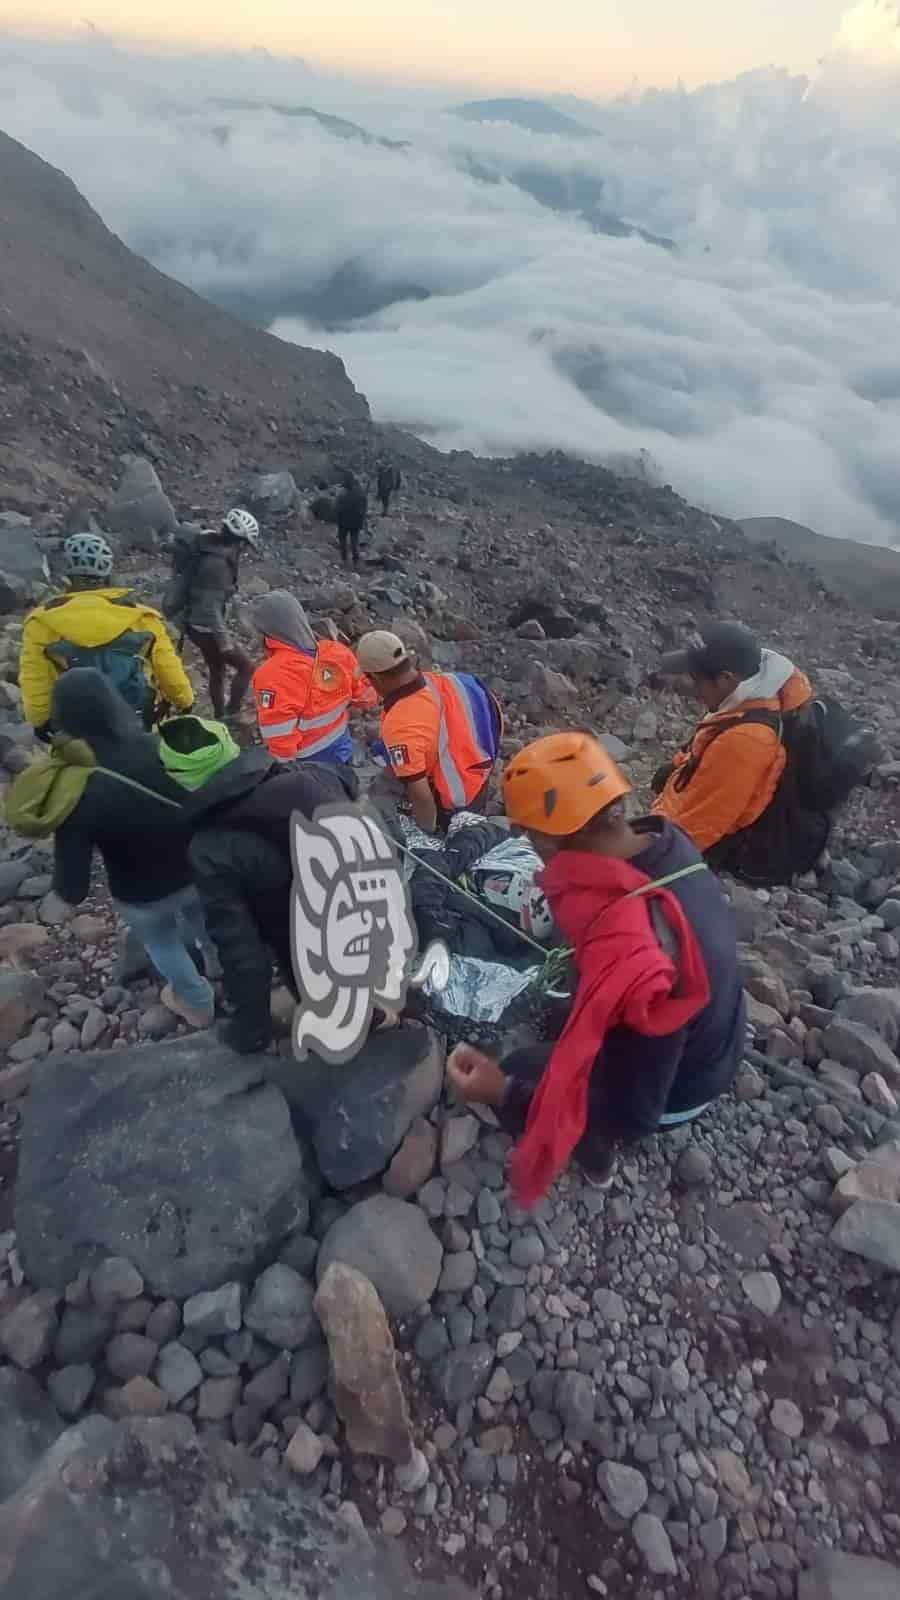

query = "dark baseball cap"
659;622;762;681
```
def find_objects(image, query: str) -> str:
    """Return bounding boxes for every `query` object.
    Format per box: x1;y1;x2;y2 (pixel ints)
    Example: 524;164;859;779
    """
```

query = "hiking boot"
579;1148;617;1191
114;935;154;985
160;985;215;1030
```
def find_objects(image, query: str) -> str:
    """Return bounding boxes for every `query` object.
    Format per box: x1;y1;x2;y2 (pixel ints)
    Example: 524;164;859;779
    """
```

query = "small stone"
196;1376;243;1421
0;1290;58;1369
860;1411;890;1447
394;1447;429;1494
712;1448;751;1500
832;1199;900;1271
80;1007;108;1050
380;1508;407;1537
632;1513;677;1577
244;1264;318;1350
383;1118;437;1198
155;1342;204;1404
47;1364;95;1419
440;1114;481;1171
741;1271;782;1316
509;1232;544;1269
105;1332;158;1381
676;1147;713;1186
771;1397;804;1439
90;1258;144;1309
243;1354;290;1411
112;1376;169;1417
145;1301;181;1345
285;1421;326;1475
593;1288;627;1324
183;1284;243;1338
290;1345;329;1408
438;1251;477;1295
555;1371;595;1440
596;1461;649;1518
861;1073;898;1112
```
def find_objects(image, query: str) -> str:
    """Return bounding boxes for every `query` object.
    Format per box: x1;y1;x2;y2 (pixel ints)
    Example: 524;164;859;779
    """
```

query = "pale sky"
3;0;853;92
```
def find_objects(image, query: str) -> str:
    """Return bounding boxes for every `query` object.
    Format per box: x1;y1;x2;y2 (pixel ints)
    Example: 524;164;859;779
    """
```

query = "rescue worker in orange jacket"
652;622;812;856
250;591;376;764
356;630;503;834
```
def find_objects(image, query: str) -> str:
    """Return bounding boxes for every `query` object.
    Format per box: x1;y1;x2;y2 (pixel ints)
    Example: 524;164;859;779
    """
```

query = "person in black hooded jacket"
48;669;217;1027
159;717;359;1053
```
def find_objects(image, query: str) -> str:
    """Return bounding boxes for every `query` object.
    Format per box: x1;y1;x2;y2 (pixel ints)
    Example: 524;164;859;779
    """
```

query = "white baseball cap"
356;630;410;673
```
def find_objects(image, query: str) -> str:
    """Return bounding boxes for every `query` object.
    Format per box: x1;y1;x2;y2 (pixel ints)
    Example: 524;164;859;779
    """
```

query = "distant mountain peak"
450;98;600;138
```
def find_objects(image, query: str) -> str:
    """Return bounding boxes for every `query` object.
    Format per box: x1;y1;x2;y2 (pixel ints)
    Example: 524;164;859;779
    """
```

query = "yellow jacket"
20;587;194;731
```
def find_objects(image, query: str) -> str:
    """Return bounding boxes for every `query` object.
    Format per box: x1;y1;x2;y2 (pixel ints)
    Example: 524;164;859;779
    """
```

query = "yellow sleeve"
19;613;55;730
145;613;194;711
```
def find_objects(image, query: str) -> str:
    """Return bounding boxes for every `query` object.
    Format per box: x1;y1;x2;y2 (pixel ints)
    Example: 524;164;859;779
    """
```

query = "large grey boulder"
107;456;177;550
243;470;298;515
798;1552;900;1600
0;526;51;612
0;1415;476;1600
16;1035;311;1299
831;1199;900;1272
265;1024;443;1190
0;1368;65;1501
317;1195;443;1319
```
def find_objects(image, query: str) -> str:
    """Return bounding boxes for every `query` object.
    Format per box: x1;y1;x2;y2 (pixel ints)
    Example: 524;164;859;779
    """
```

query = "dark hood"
51;668;140;742
184;750;360;834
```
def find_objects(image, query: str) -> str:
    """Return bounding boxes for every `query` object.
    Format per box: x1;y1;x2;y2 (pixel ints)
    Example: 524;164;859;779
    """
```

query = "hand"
447;1043;508;1108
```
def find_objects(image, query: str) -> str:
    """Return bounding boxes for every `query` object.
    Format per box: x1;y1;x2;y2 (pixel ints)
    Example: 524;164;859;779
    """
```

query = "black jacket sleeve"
53;819;94;905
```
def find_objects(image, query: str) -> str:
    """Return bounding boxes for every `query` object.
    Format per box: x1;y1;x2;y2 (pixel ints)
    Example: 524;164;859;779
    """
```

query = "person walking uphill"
447;732;745;1204
651;622;812;862
335;472;368;568
163;508;260;721
250;590;377;763
356;630;503;834
20;532;193;739
5;670;216;1028
159;717;359;1053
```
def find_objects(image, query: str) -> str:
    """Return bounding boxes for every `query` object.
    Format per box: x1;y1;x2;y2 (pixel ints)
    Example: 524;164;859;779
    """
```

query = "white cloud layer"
1;15;900;544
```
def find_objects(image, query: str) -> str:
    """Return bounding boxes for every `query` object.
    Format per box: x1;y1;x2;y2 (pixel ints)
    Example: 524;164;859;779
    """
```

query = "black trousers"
500;1042;628;1171
187;629;253;719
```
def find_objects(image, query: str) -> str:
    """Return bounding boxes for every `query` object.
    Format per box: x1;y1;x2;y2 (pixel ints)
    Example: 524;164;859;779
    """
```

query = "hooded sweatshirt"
653;651;813;853
250;590;376;764
158;716;240;791
35;670;194;906
509;840;712;1208
20;586;193;732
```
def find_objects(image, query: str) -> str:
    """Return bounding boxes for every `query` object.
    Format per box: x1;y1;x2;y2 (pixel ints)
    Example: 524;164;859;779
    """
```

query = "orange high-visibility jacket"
653;669;813;852
380;670;502;812
253;637;377;761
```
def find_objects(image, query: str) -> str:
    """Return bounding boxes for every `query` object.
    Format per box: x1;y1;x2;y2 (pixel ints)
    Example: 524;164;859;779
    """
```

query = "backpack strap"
672;709;782;794
91;766;183;810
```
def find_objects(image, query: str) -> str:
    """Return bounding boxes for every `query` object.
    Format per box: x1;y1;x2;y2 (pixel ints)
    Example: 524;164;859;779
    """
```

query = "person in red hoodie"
447;732;746;1203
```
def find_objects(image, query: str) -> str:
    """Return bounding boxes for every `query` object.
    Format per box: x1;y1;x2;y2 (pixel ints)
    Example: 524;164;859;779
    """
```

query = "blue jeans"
116;886;214;1013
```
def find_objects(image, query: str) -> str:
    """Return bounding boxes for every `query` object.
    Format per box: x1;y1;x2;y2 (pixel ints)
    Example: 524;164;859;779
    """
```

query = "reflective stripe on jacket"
381;670;502;811
253;637;377;762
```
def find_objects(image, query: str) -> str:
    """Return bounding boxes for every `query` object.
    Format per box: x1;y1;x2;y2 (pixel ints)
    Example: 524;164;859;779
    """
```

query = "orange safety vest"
253;638;376;761
381;671;502;811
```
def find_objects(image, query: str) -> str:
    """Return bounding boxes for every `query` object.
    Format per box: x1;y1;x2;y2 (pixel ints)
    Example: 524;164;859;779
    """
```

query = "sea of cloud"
1;7;900;543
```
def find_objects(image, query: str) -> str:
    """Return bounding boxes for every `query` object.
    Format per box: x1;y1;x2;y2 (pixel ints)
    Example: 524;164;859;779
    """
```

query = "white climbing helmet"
63;531;114;579
222;507;260;545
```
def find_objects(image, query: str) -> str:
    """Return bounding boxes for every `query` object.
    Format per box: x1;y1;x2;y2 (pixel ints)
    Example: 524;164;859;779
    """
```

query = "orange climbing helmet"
503;731;632;836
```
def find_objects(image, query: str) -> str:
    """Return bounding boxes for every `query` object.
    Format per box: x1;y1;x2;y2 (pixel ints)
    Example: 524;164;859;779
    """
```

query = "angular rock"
155;1342;204;1405
317;1195;442;1319
196;1376;243;1422
244;1264;318;1350
314;1263;413;1463
383;1117;438;1199
861;1073;898;1112
285;1421;326;1476
267;1024;443;1191
91;1258;144;1308
798;1552;900;1600
0;1289;59;1369
771;1397;804;1439
108;1377;168;1418
0;968;45;1050
832;1162;900;1215
596;1461;649;1518
107;456;177;549
431;1345;495;1410
46;1366;95;1421
0;1417;478;1600
244;470;298;515
831;1200;900;1271
0;1368;64;1500
555;1371;595;1440
741;1271;782;1316
183;1283;243;1339
824;1019;900;1086
632;1514;677;1577
105;1331;158;1381
16;1035;309;1298
440;1114;481;1173
243;1354;290;1411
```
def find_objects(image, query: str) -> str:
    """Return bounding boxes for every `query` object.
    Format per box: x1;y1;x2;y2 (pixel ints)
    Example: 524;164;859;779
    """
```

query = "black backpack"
688;697;881;888
162;527;202;622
